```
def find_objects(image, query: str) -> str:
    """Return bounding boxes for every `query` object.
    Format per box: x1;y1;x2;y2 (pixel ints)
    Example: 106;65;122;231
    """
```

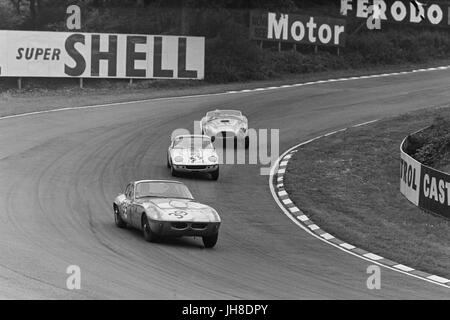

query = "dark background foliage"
1;0;450;82
406;116;450;168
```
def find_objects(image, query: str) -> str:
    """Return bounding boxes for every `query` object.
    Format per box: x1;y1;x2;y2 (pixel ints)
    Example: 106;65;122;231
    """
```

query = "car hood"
137;198;221;222
170;148;217;164
208;118;240;126
204;117;246;133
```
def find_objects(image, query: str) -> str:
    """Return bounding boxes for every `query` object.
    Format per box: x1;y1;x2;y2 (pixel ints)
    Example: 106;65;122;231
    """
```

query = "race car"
167;134;220;180
113;180;221;248
200;109;249;148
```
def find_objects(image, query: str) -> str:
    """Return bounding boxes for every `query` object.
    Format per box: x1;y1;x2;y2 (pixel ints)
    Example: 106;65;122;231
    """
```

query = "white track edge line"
268;120;450;290
1;65;450;122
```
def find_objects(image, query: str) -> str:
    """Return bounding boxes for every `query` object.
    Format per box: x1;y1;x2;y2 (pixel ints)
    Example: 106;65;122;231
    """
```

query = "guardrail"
400;133;450;219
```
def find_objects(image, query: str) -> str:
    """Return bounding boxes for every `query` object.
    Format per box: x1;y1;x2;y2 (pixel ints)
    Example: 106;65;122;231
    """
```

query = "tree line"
0;0;338;31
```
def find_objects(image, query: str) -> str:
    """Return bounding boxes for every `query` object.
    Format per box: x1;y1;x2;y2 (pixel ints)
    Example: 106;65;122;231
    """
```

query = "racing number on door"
122;201;130;219
169;210;188;219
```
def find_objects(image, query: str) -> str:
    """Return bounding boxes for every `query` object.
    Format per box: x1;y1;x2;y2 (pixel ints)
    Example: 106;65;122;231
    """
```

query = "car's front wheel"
114;205;127;228
171;165;179;177
203;233;218;248
166;154;171;168
142;215;159;242
211;167;219;180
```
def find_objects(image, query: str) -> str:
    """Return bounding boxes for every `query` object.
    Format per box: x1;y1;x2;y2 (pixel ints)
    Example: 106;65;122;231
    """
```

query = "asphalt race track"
1;70;450;299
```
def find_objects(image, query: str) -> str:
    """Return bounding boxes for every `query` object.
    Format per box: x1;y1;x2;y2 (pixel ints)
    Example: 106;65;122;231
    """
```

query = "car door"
168;140;174;165
129;184;141;228
200;116;206;134
121;183;133;226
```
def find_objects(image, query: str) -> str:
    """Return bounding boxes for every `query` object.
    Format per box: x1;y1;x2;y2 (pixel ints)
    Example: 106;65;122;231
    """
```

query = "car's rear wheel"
211;167;219;180
114;205;127;228
202;233;218;248
142;215;158;242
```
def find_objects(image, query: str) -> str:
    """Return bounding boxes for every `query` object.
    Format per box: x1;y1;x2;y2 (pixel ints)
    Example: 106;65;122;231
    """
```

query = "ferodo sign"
400;139;450;218
341;0;450;27
0;30;204;79
250;10;346;47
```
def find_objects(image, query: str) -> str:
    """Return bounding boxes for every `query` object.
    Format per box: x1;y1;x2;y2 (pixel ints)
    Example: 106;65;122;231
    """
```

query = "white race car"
200;109;249;148
113;180;221;248
167;135;220;180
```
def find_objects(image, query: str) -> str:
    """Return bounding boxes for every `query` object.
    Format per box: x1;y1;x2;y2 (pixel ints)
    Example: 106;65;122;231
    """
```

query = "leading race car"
200;109;249;148
167;134;220;180
113;180;221;248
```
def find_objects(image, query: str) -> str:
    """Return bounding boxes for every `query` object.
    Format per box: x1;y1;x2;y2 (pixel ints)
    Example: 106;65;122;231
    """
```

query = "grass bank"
405;116;450;173
284;106;450;279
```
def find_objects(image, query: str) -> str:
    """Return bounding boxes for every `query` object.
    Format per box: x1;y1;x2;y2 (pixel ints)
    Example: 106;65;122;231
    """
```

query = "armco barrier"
400;135;450;218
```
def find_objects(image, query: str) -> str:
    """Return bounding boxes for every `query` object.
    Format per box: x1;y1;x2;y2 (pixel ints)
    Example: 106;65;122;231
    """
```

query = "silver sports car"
200;109;249;148
113;180;221;248
167;134;220;180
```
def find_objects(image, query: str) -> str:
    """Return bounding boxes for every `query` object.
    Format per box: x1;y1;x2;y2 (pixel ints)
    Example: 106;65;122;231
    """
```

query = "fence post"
79;78;83;89
314;46;318;54
129;78;133;85
17;77;22;90
278;42;281;52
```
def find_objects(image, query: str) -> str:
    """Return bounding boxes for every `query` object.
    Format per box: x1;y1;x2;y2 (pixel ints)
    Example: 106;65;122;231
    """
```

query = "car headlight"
174;156;183;163
208;156;218;163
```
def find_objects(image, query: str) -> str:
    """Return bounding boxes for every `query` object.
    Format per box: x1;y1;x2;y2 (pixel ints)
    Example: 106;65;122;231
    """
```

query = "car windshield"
207;110;241;119
173;137;213;149
135;182;193;200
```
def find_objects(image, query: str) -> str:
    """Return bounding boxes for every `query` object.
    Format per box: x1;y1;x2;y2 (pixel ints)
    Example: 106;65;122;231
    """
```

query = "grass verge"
1;59;450;118
284;106;450;279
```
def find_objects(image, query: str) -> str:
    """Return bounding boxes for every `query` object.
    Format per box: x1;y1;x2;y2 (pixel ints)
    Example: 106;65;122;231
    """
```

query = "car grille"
220;131;235;138
191;223;207;229
171;222;208;230
171;222;188;229
185;165;207;169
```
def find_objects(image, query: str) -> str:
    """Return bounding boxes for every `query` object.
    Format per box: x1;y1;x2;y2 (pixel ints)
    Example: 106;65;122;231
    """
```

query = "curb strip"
270;120;450;289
